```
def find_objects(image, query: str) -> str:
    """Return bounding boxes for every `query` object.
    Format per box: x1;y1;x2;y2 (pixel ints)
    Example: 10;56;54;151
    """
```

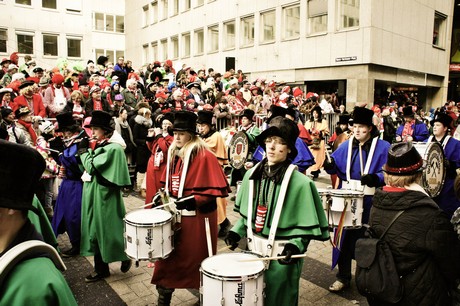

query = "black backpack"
355;210;404;303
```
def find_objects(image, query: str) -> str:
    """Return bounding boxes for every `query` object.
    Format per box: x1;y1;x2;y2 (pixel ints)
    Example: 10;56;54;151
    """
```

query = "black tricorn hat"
19;80;35;90
256;117;299;159
383;142;425;175
433;112;453;129
172;111;198;134
402;106;415;117
84;110;114;132
352;107;374;126
239;109;255;121
196;110;214;126
338;114;351;125
56;112;77;132
0;140;45;214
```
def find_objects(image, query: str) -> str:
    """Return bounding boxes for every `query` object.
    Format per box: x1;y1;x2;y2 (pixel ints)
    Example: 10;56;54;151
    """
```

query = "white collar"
404;183;428;196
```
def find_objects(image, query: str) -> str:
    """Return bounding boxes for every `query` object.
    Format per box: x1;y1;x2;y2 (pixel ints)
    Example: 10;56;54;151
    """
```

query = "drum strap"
428;135;450;149
346;136;378;181
165;145;193;198
246;164;297;257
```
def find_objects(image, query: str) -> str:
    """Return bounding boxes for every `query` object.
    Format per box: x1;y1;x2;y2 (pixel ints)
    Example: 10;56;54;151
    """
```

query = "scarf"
93;99;102;111
402;120;414;140
18;119;37;145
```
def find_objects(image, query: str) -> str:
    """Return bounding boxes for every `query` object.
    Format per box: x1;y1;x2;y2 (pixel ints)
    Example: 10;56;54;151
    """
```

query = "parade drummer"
0;140;77;305
229;108;261;187
427;112;460;218
196;110;232;237
323;106;390;292
396;105;429;142
225;117;329;306
150;111;230;306
77;111;133;282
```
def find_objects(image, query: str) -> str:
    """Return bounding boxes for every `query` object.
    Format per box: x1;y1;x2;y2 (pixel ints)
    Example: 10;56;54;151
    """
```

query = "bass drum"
228;131;249;170
412;142;446;197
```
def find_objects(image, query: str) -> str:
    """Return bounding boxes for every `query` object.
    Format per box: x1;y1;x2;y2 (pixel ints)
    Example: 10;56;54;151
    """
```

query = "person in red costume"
11;81;46;119
150;111;230;306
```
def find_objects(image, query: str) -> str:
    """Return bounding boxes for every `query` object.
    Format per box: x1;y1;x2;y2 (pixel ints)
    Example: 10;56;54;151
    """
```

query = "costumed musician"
304;106;329;179
323;106;390;292
395;106;429;143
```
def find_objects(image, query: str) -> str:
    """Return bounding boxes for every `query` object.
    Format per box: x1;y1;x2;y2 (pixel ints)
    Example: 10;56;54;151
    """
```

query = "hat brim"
84;123;114;132
382;159;426;176
171;127;198;135
256;126;298;159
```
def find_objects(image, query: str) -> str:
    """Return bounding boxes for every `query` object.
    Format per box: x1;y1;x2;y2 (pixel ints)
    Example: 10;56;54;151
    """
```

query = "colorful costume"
396;119;429;142
305;118;329;172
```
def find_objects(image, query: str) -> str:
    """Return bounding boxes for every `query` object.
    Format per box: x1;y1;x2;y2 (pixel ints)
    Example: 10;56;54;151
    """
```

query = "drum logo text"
146;229;153;246
234;282;245;305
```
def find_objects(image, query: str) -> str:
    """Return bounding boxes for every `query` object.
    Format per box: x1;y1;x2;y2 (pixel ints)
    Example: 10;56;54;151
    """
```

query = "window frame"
42;0;57;10
223;20;235;50
283;4;300;40
260;9;276;44
67;36;82;58
194;28;204;55
17;32;34;54
336;0;360;31
182;32;191;58
43;33;59;56
0;29;8;53
208;24;219;53
240;15;255;47
433;11;447;49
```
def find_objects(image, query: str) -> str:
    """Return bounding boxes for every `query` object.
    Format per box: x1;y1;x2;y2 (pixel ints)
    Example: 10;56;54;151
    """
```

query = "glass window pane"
151;1;158;23
95;49;104;60
241;16;254;46
16;0;31;5
95;13;104;31
106;15;114;32
161;39;168;60
67;39;81;57
196;0;204;6
209;25;219;52
43;35;58;56
184;0;191;11
337;0;360;30
173;0;179;15
195;30;204;54
116;50;124;61
433;12;446;47
182;33;190;57
171;36;179;58
151;43;158;61
161;0;168;19
42;0;56;9
106;50;115;63
0;30;7;53
284;6;300;39
116;15;124;33
17;34;33;54
223;21;235;49
143;44;149;64
261;10;276;42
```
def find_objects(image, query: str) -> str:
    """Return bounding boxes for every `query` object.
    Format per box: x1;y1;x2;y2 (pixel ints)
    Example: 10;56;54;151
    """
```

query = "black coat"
368;187;460;306
132;115;152;172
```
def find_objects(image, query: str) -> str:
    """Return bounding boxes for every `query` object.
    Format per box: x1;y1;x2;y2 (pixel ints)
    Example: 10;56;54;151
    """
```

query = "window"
16;0;31;5
308;0;328;34
95;13;104;31
161;39;168;60
283;5;300;39
183;0;191;11
196;0;204;6
116;50;124;61
67;37;81;58
143;5;149;27
182;33;190;57
260;10;276;43
195;29;204;55
171;36;179;59
433;11;447;48
208;25;219;52
161;0;168;20
143;44;149;64
151;1;158;23
106;50;115;62
240;16;255;47
0;29;7;53
151;42;158;61
223;21;235;49
95;49;104;60
43;34;58;56
17;33;33;54
337;0;360;30
116;15;124;33
106;15;114;32
172;0;179;15
42;0;56;9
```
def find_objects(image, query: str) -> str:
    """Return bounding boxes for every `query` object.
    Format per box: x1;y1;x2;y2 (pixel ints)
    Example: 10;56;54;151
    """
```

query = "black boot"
218;218;231;238
157;285;174;306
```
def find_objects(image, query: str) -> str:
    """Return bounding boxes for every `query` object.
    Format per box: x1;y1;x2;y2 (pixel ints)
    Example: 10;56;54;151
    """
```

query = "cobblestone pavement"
59;170;369;306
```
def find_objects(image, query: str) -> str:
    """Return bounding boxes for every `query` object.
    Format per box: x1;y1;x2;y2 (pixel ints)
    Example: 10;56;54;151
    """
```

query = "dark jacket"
132;115;152;172
368;187;460;306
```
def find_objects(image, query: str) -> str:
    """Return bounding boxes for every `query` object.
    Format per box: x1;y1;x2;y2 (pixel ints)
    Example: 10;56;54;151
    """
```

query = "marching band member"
428;112;460;218
324;107;390;292
150;111;230;306
78;111;132;282
396;106;429;142
225;117;329;306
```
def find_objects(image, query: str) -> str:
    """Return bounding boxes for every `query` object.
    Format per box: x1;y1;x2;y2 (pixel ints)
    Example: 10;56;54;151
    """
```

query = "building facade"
126;0;455;110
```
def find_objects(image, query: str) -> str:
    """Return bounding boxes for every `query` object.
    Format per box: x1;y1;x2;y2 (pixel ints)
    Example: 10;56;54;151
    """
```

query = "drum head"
316;188;331;195
330;189;364;197
201;253;264;278
414;142;446;197
125;209;172;226
228;131;249;170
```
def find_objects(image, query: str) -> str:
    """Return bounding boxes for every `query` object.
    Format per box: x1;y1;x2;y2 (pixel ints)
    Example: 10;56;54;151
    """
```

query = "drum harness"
245;163;297;264
427;135;450;149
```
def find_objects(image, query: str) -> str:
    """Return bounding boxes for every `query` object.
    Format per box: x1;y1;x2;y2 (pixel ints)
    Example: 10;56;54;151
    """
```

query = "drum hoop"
413;141;446;197
228;131;250;169
200;268;264;282
124;216;173;227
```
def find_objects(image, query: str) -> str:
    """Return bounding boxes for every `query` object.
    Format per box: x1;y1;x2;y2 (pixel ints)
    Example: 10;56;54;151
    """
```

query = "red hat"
203;104;213;111
155;91;168;99
250;85;259;92
268;81;276;88
292;87;303;98
282;86;291;94
51;73;65;84
305;92;318;99
165;59;173;67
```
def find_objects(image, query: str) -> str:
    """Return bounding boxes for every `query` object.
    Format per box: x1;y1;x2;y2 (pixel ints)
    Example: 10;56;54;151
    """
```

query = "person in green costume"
0;140;77;306
225;117;329;306
78;110;132;282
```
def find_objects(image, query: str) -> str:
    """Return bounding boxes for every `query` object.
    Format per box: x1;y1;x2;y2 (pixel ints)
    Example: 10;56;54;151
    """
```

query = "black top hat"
338;114;351;125
285;107;297;119
15;106;31;119
33;67;44;73
19;80;35;90
0;140;45;214
56;112;77;132
79;78;89;86
268;105;287;124
97;55;109;66
433;112;453;129
383;142;425;175
1;107;13;119
196;110;214;126
402;106;415;117
239;109;255;121
352;107;374;126
172;111;198;134
84;110;114;132
256;117;299;160
186;82;201;90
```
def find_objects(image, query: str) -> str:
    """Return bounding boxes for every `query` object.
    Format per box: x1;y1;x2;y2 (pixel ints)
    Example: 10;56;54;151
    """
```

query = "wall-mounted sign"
335;56;357;62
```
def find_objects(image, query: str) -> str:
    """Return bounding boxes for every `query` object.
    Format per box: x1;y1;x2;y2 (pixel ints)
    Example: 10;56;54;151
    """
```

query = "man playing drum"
225;117;329;306
428;112;460;218
324;106;391;292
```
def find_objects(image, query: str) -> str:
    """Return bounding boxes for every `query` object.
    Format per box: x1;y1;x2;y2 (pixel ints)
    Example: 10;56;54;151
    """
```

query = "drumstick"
204;218;213;257
238;254;307;262
325;148;332;163
137;202;175;209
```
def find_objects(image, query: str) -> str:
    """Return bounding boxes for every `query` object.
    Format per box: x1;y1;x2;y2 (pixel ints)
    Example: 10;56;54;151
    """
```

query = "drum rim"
200;268;264;282
124;217;173;227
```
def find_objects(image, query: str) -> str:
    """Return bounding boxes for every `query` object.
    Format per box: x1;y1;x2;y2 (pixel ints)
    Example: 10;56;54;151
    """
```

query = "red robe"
145;134;173;206
151;148;230;289
12;94;47;118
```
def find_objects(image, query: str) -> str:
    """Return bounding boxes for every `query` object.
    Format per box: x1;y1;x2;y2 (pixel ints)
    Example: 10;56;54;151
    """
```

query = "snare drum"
200;253;265;306
316;187;331;211
327;189;364;228
412;142;446;197
124;209;174;261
